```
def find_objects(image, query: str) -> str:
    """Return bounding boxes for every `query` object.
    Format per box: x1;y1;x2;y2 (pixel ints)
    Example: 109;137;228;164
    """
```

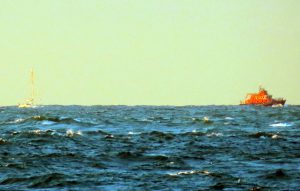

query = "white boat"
18;69;36;108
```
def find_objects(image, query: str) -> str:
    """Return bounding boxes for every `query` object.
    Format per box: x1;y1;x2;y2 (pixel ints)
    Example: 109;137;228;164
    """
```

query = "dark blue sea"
0;105;299;190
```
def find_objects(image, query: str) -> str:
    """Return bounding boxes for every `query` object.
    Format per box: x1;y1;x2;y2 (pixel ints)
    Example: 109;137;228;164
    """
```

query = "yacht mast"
30;69;35;103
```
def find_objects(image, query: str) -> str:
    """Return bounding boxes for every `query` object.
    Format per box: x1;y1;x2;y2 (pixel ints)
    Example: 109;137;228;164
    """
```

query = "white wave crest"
66;129;82;137
269;123;293;127
169;170;210;176
207;132;223;137
7;118;25;124
41;120;56;125
271;134;280;139
128;131;140;135
31;129;42;134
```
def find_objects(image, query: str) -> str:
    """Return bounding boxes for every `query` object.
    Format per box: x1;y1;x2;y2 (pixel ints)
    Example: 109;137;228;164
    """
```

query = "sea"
0;105;299;191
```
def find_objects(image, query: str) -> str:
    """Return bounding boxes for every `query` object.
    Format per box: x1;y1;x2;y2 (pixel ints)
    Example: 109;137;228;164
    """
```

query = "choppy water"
0;105;299;190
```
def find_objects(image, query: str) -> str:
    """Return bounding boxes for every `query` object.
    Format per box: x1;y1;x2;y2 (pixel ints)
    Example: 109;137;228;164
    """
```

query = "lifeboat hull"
240;99;286;106
263;99;286;106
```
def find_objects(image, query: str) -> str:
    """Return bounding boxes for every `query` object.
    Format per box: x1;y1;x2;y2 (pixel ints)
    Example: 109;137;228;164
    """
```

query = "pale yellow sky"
0;0;299;105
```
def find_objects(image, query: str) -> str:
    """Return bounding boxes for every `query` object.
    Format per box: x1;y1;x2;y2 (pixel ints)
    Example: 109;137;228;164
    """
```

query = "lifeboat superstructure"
240;87;286;106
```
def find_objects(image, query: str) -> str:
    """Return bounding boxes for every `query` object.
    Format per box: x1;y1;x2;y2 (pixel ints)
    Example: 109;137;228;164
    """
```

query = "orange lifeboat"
240;87;286;106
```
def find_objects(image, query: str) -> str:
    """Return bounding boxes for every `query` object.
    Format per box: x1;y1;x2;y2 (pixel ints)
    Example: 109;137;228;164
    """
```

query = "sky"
0;0;299;105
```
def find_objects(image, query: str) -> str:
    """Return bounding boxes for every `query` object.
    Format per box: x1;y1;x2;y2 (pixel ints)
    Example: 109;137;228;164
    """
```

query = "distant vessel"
240;87;286;106
18;69;36;108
